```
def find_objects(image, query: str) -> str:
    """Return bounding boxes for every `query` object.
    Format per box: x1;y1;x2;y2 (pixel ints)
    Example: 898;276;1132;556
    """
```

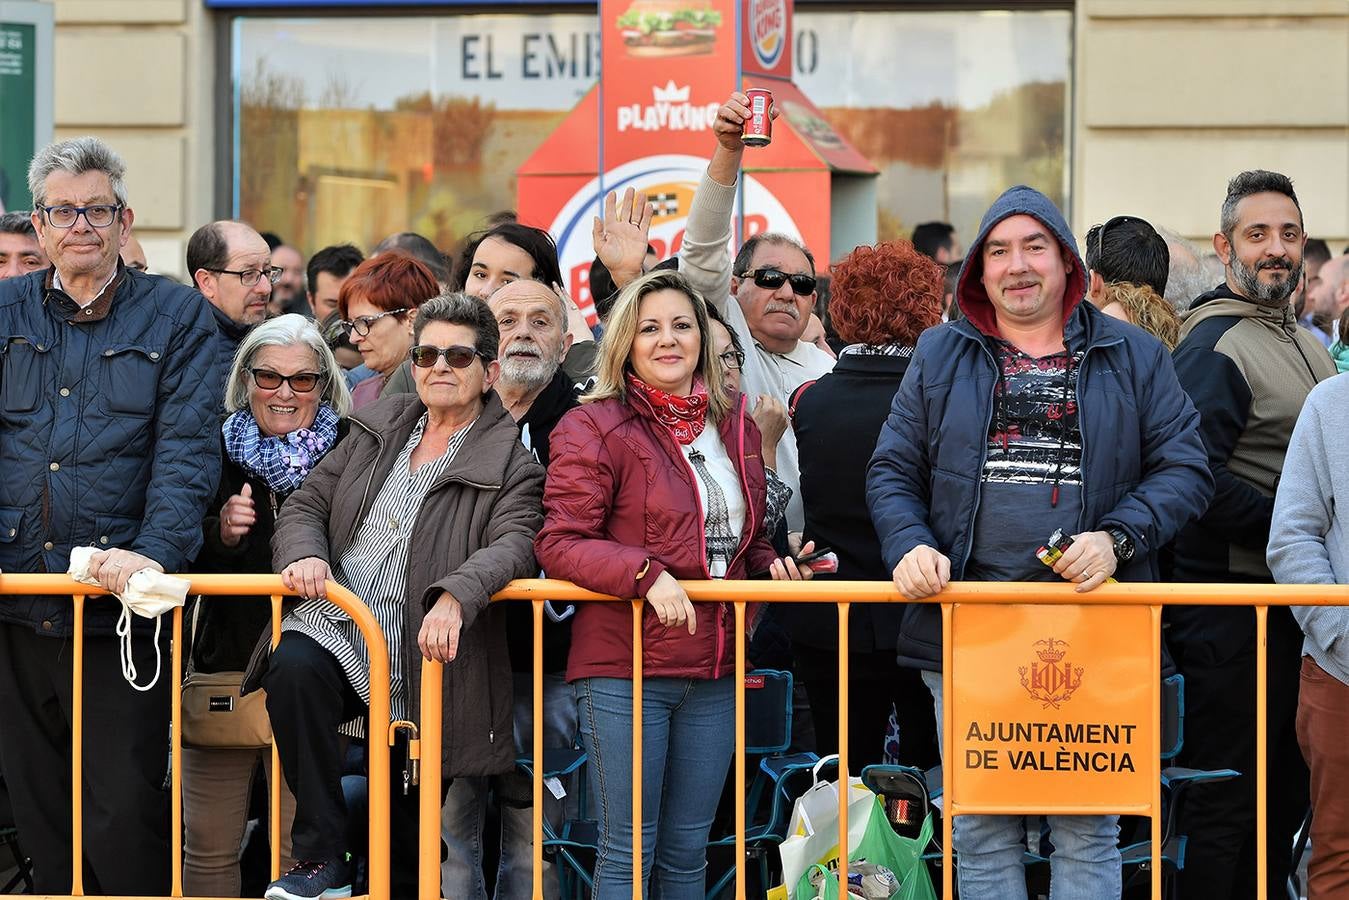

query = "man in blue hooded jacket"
866;186;1213;899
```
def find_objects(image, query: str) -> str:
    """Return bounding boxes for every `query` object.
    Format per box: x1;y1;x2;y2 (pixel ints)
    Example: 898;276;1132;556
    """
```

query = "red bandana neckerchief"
627;373;709;445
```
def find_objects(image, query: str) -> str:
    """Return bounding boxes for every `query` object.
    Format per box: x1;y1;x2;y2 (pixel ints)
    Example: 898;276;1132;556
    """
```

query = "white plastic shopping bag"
778;754;877;895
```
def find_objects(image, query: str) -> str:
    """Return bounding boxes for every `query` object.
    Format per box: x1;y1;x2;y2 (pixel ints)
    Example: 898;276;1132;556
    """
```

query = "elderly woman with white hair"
184;313;352;897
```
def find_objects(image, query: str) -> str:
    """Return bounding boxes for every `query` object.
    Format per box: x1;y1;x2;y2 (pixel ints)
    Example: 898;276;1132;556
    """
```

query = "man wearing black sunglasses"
187;220;278;407
676;91;836;532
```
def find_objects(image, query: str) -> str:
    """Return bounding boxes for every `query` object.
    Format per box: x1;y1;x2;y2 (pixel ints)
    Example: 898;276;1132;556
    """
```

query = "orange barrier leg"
533;599;545;900
171;605;183;897
1150;605;1163;900
1256;606;1268;900
71;594;84;897
419;668;444;900
941;602;953;900
270;594;284;883
631;599;643;900
734;601;747;900
837;602;849;897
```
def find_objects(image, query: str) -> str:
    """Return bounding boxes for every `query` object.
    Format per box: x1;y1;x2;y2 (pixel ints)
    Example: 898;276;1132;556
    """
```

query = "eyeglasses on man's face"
341;308;409;337
39;204;122;229
409;344;486;369
739;267;818;296
250;369;323;392
206;266;284;287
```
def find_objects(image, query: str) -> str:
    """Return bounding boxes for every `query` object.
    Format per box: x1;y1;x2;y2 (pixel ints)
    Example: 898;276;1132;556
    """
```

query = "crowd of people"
0;86;1346;900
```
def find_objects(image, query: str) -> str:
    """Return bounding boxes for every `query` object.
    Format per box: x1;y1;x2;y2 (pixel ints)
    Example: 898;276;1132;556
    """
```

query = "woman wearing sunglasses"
252;293;544;900
337;252;441;409
184;314;352;897
535;270;814;900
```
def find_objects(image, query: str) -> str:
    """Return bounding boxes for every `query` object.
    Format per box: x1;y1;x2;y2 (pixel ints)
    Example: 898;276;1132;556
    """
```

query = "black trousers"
793;647;940;770
0;619;171;895
1171;606;1310;900
264;632;429;897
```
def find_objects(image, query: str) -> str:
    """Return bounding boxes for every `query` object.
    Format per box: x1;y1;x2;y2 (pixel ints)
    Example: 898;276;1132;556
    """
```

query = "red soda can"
742;88;773;147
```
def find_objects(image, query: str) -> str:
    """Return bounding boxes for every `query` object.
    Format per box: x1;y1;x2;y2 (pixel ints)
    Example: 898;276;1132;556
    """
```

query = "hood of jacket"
1179;282;1301;342
955;185;1088;339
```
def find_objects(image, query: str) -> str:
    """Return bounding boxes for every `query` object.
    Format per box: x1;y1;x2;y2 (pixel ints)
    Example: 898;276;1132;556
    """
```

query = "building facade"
42;0;1349;280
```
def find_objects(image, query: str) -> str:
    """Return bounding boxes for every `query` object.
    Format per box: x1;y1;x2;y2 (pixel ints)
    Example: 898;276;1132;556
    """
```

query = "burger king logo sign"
748;0;786;69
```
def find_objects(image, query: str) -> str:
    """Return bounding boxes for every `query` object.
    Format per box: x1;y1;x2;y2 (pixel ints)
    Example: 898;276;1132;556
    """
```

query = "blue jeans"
441;672;578;900
576;676;735;900
922;669;1121;900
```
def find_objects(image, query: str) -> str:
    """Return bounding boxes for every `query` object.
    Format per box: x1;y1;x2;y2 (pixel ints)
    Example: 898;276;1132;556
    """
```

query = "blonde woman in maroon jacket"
535;270;814;899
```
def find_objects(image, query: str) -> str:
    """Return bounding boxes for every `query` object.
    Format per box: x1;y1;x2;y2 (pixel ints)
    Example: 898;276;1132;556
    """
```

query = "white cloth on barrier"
68;545;189;692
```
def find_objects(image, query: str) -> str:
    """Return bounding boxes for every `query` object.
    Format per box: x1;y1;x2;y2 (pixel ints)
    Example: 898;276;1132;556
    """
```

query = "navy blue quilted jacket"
865;186;1214;671
0;265;222;636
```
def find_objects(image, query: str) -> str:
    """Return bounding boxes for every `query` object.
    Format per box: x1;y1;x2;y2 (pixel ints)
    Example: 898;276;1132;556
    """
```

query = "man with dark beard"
1168;169;1336;900
441;278;580;900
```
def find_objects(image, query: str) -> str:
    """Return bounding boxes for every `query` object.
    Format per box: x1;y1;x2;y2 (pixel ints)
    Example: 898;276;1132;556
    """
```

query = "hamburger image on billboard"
616;0;723;57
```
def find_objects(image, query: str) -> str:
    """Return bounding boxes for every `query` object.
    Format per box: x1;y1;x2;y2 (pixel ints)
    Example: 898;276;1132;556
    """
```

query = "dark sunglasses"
738;267;817;296
251;369;322;392
409;344;486;369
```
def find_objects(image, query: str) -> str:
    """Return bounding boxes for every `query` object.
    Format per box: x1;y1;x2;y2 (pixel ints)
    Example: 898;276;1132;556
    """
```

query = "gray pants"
441;673;577;900
182;746;297;897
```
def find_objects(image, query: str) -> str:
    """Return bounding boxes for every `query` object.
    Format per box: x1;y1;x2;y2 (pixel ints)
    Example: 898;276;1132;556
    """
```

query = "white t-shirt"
681;425;747;578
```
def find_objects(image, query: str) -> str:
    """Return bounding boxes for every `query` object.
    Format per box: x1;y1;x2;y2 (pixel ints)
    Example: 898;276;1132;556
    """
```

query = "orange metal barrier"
439;578;1349;900
0;574;392;900
8;575;1344;900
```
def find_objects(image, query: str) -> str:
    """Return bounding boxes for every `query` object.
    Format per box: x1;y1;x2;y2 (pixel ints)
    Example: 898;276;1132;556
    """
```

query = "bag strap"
812;753;839;785
184;595;204;677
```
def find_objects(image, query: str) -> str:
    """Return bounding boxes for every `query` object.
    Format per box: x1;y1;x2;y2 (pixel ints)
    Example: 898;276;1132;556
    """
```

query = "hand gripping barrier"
435;578;1349;900
10;575;1346;899
0;574;392;900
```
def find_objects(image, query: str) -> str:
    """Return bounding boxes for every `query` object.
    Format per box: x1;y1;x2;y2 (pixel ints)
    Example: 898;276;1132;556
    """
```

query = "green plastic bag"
793;796;936;900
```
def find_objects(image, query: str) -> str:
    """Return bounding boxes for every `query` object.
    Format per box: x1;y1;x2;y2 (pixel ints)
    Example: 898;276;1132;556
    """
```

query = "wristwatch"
1105;527;1135;563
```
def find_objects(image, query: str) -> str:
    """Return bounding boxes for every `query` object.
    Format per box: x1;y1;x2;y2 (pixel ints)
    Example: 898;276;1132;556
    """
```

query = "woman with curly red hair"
787;240;945;769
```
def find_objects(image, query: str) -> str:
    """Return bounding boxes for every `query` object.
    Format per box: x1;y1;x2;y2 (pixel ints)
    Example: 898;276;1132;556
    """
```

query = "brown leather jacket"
249;391;544;777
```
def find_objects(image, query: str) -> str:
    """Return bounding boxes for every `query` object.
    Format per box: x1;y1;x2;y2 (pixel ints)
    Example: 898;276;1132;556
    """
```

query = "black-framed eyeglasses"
738;267;817;296
410;344;487;369
39;204;122;229
341;308;409;336
718;349;745;371
250;369;323;392
205;266;283;287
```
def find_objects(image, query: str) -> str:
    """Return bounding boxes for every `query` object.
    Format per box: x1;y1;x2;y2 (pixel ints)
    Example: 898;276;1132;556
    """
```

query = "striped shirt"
283;413;476;730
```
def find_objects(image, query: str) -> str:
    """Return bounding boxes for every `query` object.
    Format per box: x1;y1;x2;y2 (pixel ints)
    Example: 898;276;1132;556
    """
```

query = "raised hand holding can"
742;88;773;147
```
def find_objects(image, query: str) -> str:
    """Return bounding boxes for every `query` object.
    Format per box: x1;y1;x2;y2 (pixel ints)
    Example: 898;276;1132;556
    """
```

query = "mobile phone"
793;545;834;566
748;546;835;579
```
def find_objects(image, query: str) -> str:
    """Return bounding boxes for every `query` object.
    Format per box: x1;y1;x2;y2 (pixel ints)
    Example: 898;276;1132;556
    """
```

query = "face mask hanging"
67;547;190;692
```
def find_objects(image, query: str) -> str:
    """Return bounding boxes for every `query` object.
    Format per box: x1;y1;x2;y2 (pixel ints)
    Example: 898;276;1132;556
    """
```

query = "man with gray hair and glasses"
0;136;221;894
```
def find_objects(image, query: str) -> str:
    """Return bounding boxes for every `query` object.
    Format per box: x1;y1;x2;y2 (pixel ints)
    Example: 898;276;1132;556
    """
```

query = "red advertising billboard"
518;0;876;323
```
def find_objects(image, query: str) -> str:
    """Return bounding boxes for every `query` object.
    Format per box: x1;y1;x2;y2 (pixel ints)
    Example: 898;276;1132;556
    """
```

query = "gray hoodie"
1267;372;1349;685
